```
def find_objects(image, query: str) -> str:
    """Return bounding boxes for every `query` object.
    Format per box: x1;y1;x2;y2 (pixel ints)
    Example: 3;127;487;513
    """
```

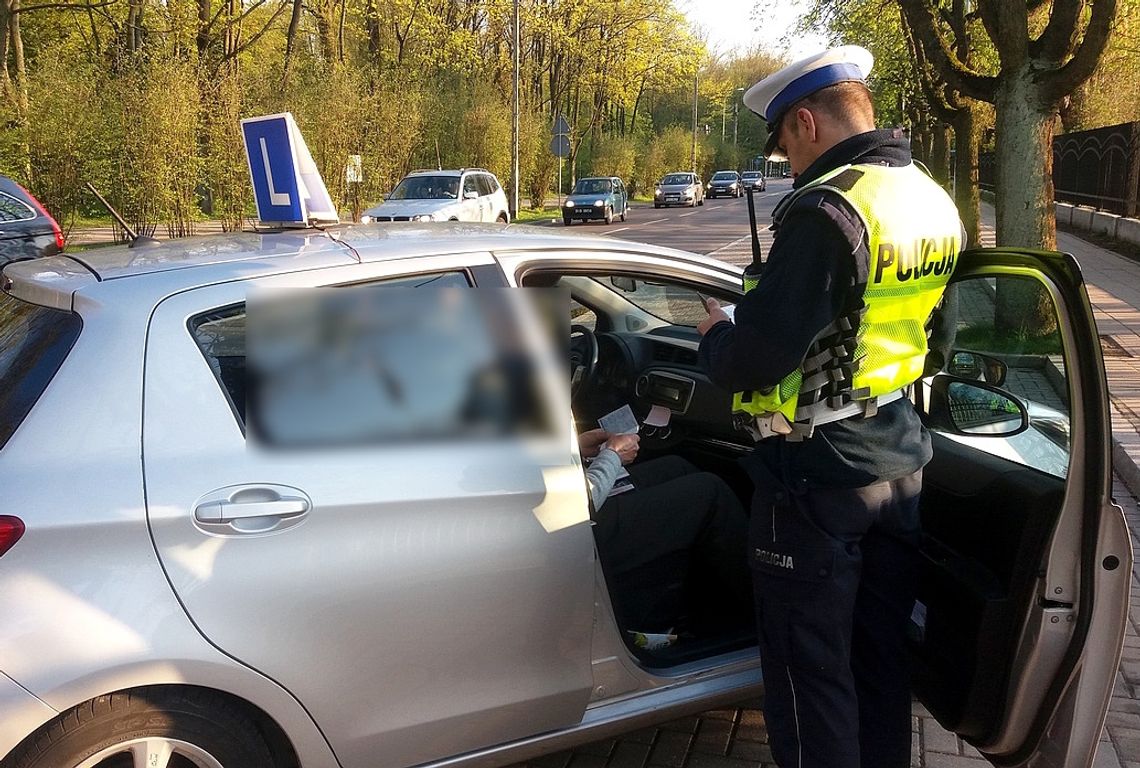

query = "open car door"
912;247;1132;767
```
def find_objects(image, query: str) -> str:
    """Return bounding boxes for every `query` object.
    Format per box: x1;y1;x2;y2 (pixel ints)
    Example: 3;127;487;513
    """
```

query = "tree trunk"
1127;121;1140;219
993;65;1058;250
282;0;303;84
0;0;10;108
931;122;951;185
8;0;26;118
953;102;982;247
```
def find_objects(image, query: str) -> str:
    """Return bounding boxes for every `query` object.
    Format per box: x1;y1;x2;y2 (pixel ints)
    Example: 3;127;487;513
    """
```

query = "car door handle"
195;497;310;523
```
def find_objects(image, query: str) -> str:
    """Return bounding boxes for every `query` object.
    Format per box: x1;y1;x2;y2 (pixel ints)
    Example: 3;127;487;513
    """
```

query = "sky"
678;0;830;61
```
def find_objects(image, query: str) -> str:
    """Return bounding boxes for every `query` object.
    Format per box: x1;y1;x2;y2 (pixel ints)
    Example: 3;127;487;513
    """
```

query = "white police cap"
745;45;873;158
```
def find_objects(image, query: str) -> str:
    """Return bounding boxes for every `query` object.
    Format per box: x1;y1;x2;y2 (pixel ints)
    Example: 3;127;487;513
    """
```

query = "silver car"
0;228;1130;768
654;172;704;208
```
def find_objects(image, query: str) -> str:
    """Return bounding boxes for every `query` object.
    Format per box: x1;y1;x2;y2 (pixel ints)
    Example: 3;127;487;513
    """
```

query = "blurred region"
242;287;567;447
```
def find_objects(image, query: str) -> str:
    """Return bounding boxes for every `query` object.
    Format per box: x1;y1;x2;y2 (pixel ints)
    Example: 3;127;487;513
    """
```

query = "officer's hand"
697;297;730;336
578;428;610;458
604;434;640;465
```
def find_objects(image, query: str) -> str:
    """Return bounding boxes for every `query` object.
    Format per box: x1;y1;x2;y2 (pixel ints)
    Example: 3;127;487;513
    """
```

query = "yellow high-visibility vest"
733;162;961;439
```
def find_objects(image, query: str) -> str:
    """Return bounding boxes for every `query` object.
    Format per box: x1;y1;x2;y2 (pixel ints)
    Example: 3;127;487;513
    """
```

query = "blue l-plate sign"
241;113;338;227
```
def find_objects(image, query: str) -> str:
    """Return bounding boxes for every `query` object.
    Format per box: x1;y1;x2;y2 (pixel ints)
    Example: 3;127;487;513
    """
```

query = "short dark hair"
791;81;875;133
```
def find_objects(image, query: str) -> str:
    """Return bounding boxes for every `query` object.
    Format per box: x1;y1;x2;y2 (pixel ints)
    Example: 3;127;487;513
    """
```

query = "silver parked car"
0;227;1131;768
654;172;703;208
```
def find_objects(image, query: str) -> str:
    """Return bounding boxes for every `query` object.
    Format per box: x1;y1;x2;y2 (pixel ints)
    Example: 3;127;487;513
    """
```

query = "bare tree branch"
1050;0;1118;98
897;0;997;102
1033;0;1083;61
10;0;115;14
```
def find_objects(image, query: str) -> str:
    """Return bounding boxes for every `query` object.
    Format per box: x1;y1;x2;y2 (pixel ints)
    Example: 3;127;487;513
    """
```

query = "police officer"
696;46;962;768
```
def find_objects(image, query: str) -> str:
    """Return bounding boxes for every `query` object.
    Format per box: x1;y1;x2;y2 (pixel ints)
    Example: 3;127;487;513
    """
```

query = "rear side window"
0;292;81;449
476;174;497;196
0;191;35;223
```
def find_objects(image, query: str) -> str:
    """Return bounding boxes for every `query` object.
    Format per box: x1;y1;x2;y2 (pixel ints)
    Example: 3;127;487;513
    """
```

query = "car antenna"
745;187;763;272
85;182;161;249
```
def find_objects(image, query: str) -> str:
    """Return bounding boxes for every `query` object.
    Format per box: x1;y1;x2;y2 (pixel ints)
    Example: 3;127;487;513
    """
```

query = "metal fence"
979;120;1140;217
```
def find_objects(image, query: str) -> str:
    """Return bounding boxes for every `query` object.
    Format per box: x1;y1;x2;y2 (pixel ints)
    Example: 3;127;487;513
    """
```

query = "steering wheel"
570;324;599;401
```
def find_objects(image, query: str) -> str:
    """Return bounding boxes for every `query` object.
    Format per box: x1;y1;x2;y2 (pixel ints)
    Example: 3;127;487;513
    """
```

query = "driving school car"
0;226;1130;768
0;116;1130;768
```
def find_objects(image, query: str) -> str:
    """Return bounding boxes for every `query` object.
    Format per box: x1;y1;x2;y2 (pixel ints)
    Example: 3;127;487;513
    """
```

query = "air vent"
652;345;698;366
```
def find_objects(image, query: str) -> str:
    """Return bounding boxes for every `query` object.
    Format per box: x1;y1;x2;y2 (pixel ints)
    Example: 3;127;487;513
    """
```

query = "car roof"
404;168;493;178
742;170;762;175
2;223;739;311
713;170;739;175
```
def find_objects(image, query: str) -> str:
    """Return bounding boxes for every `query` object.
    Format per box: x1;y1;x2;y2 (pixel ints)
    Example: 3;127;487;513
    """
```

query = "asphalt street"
529;178;794;265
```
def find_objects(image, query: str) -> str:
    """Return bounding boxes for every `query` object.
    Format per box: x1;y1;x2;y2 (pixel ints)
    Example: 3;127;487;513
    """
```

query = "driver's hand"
603;434;640;465
697;297;730;336
578;428;610;458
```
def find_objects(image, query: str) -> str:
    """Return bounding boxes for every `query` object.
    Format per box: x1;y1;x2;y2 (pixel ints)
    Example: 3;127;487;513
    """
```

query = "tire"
604;206;613;225
563;215;572;226
698;197;704;206
2;686;275;768
620;205;627;222
497;212;509;223
654;203;661;209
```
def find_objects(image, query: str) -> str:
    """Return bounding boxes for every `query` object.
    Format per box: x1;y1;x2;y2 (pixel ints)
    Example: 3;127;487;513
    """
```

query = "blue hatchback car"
563;177;629;225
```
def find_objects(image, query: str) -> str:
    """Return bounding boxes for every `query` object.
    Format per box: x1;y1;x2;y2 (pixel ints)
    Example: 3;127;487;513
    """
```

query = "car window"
475;174;495;196
570;298;597;332
595;276;712;327
0;191;35;223
0;292;82;450
189;272;553;445
389;175;459;200
573;179;612;195
463;175;480;197
927;274;1070;477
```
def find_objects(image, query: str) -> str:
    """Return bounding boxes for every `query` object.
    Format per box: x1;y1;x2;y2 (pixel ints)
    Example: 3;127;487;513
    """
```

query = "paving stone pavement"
509;205;1140;767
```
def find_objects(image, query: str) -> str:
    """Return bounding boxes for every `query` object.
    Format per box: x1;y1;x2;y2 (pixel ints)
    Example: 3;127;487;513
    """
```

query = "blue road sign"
241;113;338;227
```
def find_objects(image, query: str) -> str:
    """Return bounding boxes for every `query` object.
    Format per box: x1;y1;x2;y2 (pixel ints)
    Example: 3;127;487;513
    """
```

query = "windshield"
661;174;692;186
713;172;737;181
573;179;613;195
388;175;459;200
742;172;761;178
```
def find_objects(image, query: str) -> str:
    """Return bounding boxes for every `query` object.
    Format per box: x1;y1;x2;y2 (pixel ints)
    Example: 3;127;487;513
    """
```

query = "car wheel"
3;686;276;768
654;203;660;209
497;212;509;223
620;205;627;222
563;215;572;226
698;197;704;206
604;206;612;225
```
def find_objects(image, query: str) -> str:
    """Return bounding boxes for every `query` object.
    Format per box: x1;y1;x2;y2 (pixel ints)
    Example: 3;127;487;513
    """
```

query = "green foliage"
591;136;636;183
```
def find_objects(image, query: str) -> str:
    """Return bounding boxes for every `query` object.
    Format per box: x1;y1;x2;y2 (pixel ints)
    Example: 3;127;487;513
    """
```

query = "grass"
513;206;566;224
956;324;1063;355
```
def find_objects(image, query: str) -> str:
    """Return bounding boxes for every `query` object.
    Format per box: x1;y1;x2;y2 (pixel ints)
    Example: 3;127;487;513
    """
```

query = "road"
526;178;793;268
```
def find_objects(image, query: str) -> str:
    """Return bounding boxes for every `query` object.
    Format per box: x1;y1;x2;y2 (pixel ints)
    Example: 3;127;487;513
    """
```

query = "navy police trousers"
747;461;923;768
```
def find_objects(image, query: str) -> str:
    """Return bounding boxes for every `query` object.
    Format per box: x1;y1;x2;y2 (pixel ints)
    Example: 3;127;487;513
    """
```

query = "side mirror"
926;376;1029;437
464;190;479;200
610;276;638;293
947;350;1007;386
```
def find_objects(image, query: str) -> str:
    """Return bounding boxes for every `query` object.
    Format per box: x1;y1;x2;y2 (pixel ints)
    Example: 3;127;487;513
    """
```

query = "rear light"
0;516;24;558
15;182;65;252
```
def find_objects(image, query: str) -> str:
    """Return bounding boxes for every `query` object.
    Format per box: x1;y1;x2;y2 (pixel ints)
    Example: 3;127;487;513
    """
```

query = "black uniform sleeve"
698;193;862;393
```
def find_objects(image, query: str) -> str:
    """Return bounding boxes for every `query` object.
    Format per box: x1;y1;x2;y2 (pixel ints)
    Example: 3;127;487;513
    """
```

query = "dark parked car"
0;175;63;266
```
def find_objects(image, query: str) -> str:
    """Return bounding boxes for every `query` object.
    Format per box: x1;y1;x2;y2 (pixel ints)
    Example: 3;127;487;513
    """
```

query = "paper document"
599;404;639;435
